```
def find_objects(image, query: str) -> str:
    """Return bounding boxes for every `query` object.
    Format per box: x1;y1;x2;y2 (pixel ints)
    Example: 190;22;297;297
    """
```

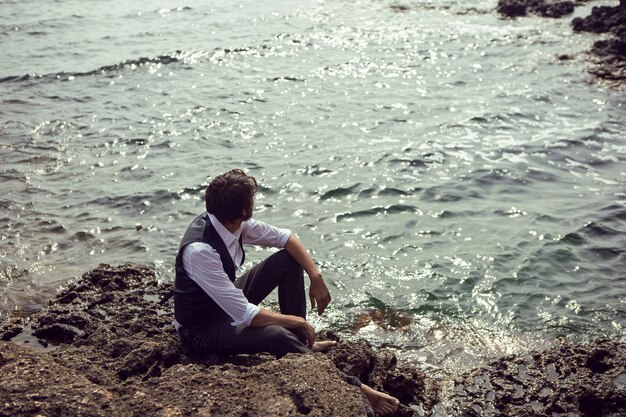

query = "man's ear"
243;199;254;220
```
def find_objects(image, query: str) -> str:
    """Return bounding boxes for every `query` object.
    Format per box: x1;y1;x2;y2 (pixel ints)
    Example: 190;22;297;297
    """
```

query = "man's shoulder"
242;217;272;229
184;241;217;257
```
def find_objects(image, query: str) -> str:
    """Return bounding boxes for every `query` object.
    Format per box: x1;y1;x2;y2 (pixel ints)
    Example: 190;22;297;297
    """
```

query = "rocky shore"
1;264;625;416
497;0;626;86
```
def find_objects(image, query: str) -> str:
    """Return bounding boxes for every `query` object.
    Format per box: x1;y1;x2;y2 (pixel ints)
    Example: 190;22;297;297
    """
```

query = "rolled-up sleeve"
183;242;260;327
242;218;291;248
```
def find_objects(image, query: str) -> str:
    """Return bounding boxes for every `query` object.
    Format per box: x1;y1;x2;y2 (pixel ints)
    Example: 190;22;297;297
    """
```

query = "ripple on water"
34;219;66;234
421;184;482;202
335;204;419;222
318;183;360;200
0;0;625;362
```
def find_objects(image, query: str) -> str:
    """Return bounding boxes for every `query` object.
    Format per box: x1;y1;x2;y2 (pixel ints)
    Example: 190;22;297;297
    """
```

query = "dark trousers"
179;249;361;387
180;250;310;358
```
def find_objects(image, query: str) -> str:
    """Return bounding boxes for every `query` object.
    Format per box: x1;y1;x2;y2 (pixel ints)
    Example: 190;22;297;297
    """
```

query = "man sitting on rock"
171;168;399;415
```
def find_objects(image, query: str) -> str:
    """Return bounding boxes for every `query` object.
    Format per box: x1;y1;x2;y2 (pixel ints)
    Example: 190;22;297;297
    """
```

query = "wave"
83;186;211;215
599;204;626;222
1;37;307;86
421;184;482;202
319;184;360;200
320;184;419;201
0;52;184;84
375;187;410;197
297;165;335;177
335;204;419;221
464;168;529;187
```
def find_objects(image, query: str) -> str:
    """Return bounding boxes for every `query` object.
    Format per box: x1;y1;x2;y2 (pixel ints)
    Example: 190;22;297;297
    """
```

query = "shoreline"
1;263;625;416
497;0;626;87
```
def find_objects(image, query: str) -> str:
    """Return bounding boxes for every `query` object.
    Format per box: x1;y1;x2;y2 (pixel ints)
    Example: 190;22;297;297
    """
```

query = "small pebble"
135;223;143;231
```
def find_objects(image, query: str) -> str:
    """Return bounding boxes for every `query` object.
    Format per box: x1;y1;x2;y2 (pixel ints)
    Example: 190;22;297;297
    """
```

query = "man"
172;169;399;415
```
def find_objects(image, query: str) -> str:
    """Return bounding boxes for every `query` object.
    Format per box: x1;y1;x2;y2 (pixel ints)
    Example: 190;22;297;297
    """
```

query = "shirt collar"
208;212;241;245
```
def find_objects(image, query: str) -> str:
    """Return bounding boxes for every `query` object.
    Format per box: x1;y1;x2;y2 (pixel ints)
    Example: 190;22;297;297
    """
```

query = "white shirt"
180;212;291;327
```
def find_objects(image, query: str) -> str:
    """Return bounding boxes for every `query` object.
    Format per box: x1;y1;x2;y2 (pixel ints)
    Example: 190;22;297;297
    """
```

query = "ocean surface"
1;0;625;373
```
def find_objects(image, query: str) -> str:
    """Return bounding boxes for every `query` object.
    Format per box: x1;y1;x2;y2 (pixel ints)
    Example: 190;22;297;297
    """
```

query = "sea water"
1;0;625;373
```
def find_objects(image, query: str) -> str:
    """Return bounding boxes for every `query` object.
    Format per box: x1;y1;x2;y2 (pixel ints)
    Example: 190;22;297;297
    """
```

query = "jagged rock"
496;0;626;87
572;4;626;82
443;339;626;416
0;341;123;417
2;264;625;416
497;0;575;18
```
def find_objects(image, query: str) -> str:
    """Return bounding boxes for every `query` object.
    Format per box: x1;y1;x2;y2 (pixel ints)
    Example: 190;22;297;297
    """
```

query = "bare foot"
311;340;337;352
361;384;400;416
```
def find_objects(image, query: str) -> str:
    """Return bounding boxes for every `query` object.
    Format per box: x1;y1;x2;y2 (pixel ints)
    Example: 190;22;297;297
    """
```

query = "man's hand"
292;316;316;348
283;234;332;316
309;273;331;316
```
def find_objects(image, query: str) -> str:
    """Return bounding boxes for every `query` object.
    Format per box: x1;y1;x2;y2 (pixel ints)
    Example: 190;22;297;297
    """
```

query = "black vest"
173;213;245;329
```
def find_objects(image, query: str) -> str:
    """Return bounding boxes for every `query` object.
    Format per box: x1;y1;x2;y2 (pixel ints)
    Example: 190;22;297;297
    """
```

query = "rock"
32;323;84;344
442;339;626;416
572;4;626;36
496;0;626;87
126;354;373;417
0;341;370;417
0;321;22;341
497;0;575;19
0;341;123;417
2;263;625;417
497;0;528;17
1;264;409;416
572;4;626;82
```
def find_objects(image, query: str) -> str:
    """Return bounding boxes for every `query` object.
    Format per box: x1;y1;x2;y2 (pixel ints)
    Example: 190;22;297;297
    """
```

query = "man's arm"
248;308;316;347
240;219;331;315
184;243;260;327
284;234;332;316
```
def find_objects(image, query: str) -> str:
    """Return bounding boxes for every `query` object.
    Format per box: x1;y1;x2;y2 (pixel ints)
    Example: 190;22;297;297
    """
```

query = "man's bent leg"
182;315;310;359
236;250;306;318
181;318;369;401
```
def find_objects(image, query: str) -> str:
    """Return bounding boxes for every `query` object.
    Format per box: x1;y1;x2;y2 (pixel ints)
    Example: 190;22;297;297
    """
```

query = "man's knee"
274;249;300;268
274;250;304;279
263;324;294;342
261;325;308;357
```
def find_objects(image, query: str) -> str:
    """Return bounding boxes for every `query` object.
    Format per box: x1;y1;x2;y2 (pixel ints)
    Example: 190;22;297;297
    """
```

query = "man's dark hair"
205;169;258;224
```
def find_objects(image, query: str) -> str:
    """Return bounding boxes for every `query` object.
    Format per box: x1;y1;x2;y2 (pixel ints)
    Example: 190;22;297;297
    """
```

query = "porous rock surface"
1;263;625;416
445;339;626;416
572;2;626;82
0;264;435;416
497;0;577;18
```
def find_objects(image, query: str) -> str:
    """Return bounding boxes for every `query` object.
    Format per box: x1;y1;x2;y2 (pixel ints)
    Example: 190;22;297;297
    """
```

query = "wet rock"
57;290;79;304
2;264;625;417
497;0;575;19
572;4;626;82
496;0;626;85
443;339;626;416
390;4;410;13
32;322;84;344
572;4;626;36
586;347;613;373
323;332;439;415
0;320;22;341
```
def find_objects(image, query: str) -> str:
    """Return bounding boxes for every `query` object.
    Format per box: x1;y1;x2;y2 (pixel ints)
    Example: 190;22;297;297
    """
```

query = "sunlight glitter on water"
1;0;625;361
